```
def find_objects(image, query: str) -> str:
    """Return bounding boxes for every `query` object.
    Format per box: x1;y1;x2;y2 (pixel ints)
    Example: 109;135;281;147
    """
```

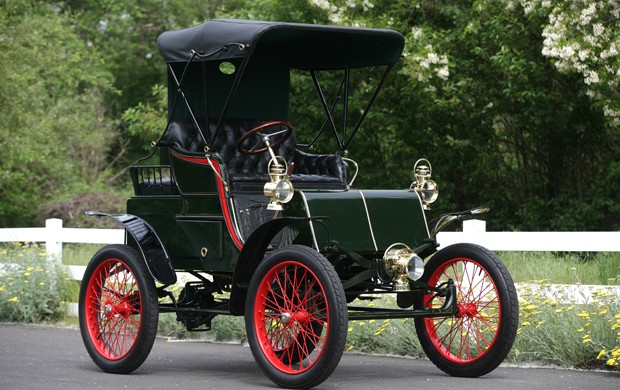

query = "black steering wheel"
236;121;293;155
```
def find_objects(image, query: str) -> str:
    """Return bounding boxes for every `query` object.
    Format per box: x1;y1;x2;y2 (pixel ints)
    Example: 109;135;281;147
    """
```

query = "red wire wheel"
79;245;158;374
414;243;518;377
245;245;347;389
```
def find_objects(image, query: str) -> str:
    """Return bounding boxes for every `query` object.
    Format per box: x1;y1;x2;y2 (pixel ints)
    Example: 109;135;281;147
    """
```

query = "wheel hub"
101;301;132;319
456;302;478;318
280;312;292;324
280;310;310;325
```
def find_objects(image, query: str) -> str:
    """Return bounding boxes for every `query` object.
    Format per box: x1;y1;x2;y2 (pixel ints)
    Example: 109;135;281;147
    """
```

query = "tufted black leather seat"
167;118;347;191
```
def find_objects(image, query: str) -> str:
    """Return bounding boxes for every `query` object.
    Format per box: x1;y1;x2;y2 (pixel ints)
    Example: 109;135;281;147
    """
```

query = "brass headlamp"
383;243;425;292
410;158;438;210
264;156;294;211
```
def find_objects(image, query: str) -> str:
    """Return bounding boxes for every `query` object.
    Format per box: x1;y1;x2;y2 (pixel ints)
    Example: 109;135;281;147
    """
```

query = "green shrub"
511;282;620;370
0;243;70;323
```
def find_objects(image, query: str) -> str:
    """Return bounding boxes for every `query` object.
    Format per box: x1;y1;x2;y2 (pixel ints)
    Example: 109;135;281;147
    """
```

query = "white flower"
411;27;423;39
437;66;450;79
584;70;600;85
603;105;619;118
593;23;605;36
310;0;331;10
97;19;108;32
362;0;374;11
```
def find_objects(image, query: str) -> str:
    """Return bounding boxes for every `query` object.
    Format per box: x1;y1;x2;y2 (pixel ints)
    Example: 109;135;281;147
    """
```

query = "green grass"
61;244;620;285
499;251;620;285
61;244;105;266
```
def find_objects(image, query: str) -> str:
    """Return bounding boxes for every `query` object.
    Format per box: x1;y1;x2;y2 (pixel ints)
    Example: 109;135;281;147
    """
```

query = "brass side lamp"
410;158;439;209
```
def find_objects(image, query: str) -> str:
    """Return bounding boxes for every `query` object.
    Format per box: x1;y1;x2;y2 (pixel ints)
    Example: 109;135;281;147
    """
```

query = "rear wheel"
414;243;518;377
245;245;347;389
79;244;159;374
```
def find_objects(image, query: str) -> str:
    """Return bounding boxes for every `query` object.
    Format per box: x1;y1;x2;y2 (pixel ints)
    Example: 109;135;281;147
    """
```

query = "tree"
394;0;618;230
57;0;228;163
0;1;115;226
290;0;619;230
521;0;620;130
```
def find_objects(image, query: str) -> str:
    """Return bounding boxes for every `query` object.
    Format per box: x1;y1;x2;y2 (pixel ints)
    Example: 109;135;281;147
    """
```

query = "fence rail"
436;219;620;252
3;219;620;261
0;218;124;261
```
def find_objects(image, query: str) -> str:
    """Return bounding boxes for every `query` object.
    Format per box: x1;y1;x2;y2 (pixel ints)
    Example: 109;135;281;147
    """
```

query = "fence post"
45;218;63;263
463;219;486;234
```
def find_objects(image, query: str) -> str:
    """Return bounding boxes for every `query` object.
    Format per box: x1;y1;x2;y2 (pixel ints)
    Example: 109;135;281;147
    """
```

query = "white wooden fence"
0;218;124;281
437;219;620;252
1;218;619;316
3;218;620;258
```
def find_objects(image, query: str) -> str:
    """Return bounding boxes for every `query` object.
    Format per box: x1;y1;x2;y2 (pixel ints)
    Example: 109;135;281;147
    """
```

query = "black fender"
85;211;177;285
229;217;315;315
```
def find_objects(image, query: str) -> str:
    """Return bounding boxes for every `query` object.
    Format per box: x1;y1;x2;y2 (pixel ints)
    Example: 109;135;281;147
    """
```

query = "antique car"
79;19;518;389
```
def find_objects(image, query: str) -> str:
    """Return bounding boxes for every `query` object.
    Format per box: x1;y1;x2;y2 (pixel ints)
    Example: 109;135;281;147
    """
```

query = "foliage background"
0;0;618;231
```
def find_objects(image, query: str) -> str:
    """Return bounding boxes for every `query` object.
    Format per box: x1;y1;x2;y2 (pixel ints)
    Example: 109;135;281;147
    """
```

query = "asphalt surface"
0;323;618;390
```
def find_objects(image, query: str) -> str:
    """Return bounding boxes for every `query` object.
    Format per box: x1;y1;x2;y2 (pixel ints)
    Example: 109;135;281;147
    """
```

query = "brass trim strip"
229;197;245;244
358;190;378;251
298;191;319;250
413;190;431;238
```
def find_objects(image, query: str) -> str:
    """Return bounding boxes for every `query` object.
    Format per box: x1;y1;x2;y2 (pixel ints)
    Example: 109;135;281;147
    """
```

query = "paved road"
0;323;618;390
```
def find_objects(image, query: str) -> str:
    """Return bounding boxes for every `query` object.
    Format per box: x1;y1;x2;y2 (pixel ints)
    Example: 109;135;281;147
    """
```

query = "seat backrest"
166;118;296;177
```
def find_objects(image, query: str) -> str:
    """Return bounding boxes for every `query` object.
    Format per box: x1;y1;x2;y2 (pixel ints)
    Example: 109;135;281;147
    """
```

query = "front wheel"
414;243;518;377
245;245;347;389
79;244;159;374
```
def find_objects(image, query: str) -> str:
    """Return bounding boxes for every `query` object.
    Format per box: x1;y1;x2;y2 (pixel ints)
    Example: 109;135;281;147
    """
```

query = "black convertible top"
157;19;404;69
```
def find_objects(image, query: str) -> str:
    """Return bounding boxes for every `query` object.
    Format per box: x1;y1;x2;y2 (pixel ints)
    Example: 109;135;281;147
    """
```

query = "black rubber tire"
79;244;159;374
414;243;518;377
245;245;347;389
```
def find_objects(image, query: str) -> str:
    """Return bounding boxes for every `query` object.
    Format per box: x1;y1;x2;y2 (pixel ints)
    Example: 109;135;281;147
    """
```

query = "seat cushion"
167;118;347;191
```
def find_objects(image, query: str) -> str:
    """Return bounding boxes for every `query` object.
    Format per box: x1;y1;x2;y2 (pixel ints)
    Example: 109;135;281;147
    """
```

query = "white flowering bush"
310;0;375;24
521;0;620;128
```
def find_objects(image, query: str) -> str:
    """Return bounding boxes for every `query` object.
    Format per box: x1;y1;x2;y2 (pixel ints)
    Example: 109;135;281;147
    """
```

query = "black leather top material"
167;119;347;191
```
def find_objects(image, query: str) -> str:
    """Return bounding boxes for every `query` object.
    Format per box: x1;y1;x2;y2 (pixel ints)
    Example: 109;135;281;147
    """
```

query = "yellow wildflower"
24;272;31;277
26;266;34;271
8;296;18;302
597;349;607;360
523;304;537;310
